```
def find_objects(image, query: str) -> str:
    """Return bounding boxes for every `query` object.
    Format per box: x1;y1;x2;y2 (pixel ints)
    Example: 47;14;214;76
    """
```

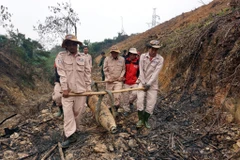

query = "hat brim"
110;50;121;54
151;45;161;49
62;39;83;48
128;51;138;55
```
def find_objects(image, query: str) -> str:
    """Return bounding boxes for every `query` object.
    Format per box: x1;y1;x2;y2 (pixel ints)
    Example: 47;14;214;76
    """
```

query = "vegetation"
34;2;80;47
0;32;52;84
82;32;129;58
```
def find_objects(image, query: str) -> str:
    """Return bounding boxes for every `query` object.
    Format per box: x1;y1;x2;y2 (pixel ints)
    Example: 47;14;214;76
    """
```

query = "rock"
0;114;22;136
131;129;137;135
225;113;234;123
232;143;239;152
3;150;17;160
17;153;28;159
147;144;158;153
41;109;49;114
94;143;108;153
128;139;137;148
118;132;130;138
19;140;27;145
10;132;19;139
236;139;240;147
65;153;74;160
108;144;114;152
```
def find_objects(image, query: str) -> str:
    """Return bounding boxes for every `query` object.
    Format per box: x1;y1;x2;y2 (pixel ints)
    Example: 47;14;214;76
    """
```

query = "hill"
98;0;240;122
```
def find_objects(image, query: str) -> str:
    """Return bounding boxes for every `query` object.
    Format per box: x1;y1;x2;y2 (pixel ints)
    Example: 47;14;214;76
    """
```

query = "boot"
61;132;77;148
136;110;144;128
129;103;134;112
54;106;63;117
144;112;151;129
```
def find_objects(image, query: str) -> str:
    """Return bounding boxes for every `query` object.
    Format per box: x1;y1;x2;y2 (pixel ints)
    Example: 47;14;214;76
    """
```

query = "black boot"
144;112;151;129
136;110;144;128
54;106;63;117
61;132;77;148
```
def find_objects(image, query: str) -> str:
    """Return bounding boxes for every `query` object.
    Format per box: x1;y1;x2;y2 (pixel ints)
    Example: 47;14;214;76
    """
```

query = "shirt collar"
110;56;118;60
67;51;81;57
145;52;160;60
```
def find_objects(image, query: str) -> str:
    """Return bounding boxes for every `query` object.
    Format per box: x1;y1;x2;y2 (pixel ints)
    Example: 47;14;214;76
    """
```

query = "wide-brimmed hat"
62;34;82;48
110;45;121;53
128;48;138;55
149;40;161;49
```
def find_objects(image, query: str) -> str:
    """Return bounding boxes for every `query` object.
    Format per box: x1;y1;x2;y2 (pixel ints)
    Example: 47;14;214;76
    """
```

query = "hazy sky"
1;0;213;44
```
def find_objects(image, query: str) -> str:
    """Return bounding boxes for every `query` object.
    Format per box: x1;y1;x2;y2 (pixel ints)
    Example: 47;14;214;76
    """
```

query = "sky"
1;0;213;46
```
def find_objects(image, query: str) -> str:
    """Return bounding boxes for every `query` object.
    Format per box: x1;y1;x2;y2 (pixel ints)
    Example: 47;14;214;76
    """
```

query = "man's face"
83;47;88;54
129;53;137;60
149;47;159;57
66;41;78;54
111;52;118;59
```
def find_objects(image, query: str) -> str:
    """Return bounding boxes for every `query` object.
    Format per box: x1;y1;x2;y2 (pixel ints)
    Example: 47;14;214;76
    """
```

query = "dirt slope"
98;0;240;121
0;51;52;135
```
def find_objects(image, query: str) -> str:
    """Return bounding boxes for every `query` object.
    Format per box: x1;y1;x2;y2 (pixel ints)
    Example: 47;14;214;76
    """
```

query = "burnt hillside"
100;0;240;121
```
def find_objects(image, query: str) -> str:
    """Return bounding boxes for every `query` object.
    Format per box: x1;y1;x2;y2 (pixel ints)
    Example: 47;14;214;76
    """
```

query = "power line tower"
147;8;160;28
120;16;126;35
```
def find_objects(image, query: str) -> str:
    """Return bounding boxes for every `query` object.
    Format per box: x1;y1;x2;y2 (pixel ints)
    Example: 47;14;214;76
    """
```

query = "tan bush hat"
62;34;82;48
149;40;161;49
110;45;121;53
128;48;138;54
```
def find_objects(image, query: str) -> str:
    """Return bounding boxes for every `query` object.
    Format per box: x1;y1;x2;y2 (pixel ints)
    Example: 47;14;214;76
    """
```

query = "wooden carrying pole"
68;87;145;96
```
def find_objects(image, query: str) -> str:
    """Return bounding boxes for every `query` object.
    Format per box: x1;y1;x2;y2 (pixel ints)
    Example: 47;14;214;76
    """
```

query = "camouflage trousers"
122;84;138;112
106;81;123;107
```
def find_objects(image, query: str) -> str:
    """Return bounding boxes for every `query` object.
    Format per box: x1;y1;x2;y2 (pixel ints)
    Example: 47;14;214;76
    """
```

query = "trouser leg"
113;82;123;106
137;83;145;112
106;83;114;108
145;90;158;114
62;96;75;138
52;82;62;106
122;84;131;112
129;84;138;103
74;96;87;132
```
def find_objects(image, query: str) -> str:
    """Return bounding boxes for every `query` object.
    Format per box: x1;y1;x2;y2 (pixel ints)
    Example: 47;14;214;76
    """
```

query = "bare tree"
0;5;14;30
33;2;80;47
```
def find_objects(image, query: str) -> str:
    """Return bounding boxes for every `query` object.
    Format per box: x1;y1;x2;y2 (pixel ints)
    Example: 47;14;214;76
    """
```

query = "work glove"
143;84;151;91
62;90;70;98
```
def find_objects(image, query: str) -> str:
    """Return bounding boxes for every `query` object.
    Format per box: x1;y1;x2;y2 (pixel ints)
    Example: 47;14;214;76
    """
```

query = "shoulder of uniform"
140;53;147;58
119;56;125;61
58;51;67;55
57;51;68;57
155;55;164;64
